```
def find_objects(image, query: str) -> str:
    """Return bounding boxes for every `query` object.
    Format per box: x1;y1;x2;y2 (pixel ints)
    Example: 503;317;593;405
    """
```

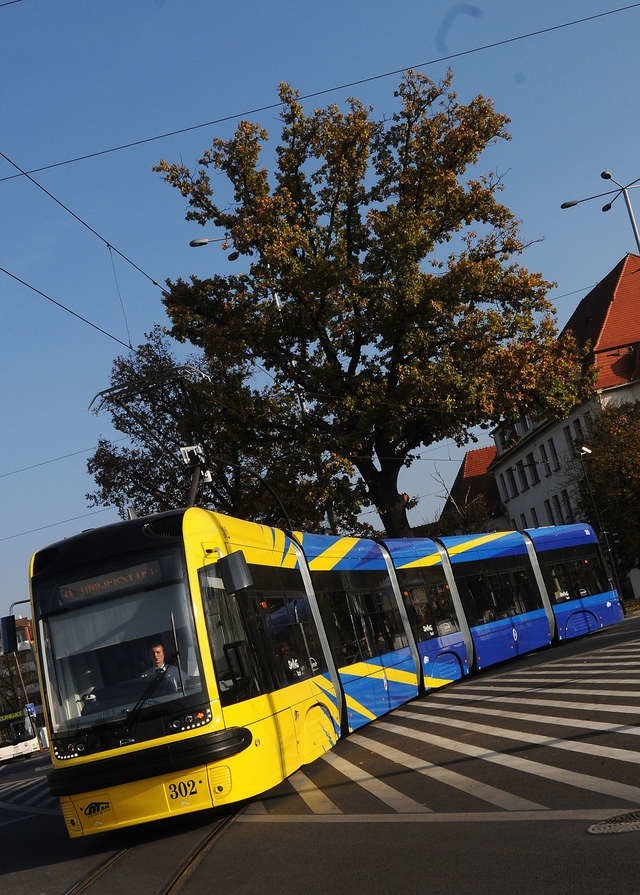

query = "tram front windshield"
35;552;205;734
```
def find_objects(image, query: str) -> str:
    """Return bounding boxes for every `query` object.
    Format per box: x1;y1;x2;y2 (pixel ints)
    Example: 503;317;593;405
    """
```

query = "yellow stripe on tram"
398;552;442;570
307;537;361;571
383;666;419;687
445;531;511;558
424;675;455;689
337;661;387;679
344;694;378;722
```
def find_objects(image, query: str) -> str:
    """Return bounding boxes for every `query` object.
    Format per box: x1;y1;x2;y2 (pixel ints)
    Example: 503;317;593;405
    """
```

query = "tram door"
300;535;418;732
439;533;551;670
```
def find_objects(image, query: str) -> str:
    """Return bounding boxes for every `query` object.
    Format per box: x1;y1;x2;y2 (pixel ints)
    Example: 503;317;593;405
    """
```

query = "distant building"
0;617;41;717
438;252;640;543
434;445;507;534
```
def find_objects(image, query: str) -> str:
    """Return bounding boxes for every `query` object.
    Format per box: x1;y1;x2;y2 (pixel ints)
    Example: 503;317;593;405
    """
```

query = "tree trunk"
355;455;413;537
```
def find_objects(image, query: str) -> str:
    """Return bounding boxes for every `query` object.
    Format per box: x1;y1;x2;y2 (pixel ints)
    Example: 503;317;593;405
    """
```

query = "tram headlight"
54;740;85;760
169;706;212;732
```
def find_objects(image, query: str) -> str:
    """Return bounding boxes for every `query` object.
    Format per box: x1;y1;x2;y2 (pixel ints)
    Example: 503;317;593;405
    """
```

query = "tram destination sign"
59;561;163;604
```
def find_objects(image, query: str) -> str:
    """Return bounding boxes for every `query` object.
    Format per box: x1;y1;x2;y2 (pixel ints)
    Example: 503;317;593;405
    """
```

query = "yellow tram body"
31;509;340;837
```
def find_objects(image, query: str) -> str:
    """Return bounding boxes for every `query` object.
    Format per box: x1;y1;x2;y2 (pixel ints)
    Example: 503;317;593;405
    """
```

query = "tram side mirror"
0;615;17;655
218;551;254;594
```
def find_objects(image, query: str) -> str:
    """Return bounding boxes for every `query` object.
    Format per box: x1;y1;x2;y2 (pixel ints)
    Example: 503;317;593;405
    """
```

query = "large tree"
155;70;589;536
576;402;640;585
87;327;368;532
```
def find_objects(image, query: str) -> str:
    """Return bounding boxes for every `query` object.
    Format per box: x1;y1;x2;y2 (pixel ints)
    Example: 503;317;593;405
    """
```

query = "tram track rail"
62;809;239;895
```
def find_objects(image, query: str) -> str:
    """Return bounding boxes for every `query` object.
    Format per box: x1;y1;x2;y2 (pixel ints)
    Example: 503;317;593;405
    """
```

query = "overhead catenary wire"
0;7;623;553
0;265;134;350
0;4;638;184
0;149;162;298
0;509;113;543
0;440;128;480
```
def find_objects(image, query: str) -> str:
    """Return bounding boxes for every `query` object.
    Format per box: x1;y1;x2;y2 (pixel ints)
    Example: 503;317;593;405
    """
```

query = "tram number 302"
168;779;199;799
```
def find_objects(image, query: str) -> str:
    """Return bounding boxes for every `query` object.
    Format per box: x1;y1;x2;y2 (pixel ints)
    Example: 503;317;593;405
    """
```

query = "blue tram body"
436;531;553;670
31;506;627;839
524;523;624;640
296;533;419;732
382;537;470;688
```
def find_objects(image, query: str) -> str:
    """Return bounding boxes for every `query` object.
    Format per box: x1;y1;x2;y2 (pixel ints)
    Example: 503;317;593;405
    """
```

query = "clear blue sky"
2;0;640;617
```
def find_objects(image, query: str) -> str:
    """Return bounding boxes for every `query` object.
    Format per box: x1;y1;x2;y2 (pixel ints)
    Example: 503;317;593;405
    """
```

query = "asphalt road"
2;615;640;894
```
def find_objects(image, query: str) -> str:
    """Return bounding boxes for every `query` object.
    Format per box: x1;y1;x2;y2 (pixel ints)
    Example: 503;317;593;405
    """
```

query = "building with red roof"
433;445;506;534
437;253;640;537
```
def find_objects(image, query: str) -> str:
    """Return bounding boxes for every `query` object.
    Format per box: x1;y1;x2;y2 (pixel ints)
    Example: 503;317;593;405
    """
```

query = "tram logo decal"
83;801;110;817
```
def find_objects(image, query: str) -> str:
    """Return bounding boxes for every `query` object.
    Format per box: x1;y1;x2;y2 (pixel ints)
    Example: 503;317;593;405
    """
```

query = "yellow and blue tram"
29;508;623;837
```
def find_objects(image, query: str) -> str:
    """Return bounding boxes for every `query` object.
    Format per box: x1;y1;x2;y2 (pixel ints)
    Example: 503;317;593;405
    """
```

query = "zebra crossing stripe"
375;718;640;805
430;691;640;716
448;683;640;700
348;732;544;811
398;708;640;766
421;700;640;738
287;770;343;814
320;751;430;813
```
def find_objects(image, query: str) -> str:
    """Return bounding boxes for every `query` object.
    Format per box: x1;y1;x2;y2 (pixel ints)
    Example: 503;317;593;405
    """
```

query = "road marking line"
348;732;543;811
238;808;623;824
376;719;640;804
320;751;429;813
434;691;640;715
398;708;640;765
423;700;640;737
287;770;343;814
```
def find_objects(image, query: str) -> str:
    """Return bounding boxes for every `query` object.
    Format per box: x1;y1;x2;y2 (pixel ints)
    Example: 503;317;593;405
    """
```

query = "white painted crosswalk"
246;637;640;821
0;774;59;821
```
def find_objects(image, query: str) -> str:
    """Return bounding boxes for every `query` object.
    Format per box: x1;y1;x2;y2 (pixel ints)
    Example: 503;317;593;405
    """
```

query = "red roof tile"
461;445;497;479
562;253;640;390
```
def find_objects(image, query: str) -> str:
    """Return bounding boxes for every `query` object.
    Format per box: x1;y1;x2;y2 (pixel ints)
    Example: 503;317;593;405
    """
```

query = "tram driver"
142;641;180;692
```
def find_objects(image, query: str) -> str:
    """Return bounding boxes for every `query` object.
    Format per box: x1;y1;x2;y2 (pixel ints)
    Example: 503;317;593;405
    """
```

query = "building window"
573;418;584;444
525;452;540;485
544;499;554;524
507;468;518;498
530;507;539;527
498;473;509;502
516;460;528;491
552;494;564;524
561;490;574;523
548;438;560;471
539;443;551;476
520;513;528;529
563;425;575;456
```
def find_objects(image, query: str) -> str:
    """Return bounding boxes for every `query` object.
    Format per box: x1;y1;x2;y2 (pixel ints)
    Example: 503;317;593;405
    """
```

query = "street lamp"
561;171;640;253
188;237;226;248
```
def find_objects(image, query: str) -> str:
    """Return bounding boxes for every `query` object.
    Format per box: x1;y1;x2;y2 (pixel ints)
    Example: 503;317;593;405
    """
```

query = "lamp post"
561;171;640;253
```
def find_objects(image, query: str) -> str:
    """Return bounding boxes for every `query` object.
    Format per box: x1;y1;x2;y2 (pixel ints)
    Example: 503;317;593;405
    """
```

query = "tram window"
453;557;542;626
362;589;408;653
312;569;405;664
312;579;375;664
539;546;609;604
201;562;327;703
396;567;459;640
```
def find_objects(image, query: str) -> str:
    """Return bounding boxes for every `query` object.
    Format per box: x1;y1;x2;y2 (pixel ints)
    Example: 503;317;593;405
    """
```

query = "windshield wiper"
124;669;168;735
